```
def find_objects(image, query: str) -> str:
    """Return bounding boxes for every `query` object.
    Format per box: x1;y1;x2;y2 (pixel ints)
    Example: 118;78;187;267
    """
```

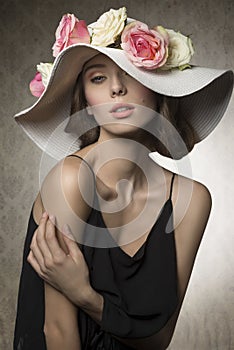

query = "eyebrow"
83;64;106;75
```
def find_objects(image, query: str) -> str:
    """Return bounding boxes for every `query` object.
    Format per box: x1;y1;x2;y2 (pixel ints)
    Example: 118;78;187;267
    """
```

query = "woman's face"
83;54;157;110
82;54;159;138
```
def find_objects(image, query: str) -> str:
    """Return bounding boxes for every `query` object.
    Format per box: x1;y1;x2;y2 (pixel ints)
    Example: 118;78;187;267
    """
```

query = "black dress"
14;156;178;350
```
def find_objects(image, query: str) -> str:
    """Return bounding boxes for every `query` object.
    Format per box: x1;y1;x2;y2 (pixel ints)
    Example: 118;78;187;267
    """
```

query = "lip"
110;103;135;119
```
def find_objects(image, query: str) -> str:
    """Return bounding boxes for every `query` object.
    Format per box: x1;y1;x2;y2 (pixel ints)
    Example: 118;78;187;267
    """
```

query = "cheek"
84;87;107;107
137;88;157;109
84;90;95;106
130;81;156;105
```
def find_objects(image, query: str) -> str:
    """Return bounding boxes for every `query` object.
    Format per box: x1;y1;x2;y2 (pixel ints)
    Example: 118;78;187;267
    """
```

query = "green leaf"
178;63;191;71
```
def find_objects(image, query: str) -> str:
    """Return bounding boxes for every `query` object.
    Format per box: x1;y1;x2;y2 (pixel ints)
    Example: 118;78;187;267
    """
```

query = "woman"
13;8;233;350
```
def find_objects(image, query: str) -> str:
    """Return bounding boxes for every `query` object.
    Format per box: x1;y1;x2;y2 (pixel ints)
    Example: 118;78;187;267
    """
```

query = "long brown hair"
152;94;199;158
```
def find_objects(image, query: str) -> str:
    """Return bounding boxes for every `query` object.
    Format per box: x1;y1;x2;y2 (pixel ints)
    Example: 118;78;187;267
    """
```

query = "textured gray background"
1;0;234;349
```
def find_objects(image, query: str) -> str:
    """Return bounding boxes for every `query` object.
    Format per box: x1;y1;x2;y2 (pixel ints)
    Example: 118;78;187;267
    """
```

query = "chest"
94;181;168;257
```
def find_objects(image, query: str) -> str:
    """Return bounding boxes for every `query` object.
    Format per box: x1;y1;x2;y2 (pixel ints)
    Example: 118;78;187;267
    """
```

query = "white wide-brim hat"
14;43;233;160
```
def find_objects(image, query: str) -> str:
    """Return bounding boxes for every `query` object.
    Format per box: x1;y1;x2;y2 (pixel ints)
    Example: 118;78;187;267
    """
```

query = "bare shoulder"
33;149;95;229
188;177;212;206
172;174;212;233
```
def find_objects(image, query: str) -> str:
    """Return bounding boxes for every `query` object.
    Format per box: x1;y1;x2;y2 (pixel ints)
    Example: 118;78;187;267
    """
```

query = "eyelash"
90;75;106;84
90;71;129;84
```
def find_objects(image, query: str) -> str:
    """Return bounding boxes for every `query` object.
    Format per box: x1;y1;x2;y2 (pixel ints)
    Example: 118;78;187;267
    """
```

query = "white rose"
163;29;194;69
37;62;53;87
90;7;127;46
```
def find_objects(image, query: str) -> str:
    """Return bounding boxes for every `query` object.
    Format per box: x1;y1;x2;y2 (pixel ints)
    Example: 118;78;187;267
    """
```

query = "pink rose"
121;21;169;70
52;14;90;57
29;72;45;97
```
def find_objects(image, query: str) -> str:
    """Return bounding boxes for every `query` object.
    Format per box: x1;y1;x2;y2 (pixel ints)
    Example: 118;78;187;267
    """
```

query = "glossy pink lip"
110;104;135;119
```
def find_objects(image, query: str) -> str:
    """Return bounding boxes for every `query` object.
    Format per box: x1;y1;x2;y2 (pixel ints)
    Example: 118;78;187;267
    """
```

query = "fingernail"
42;211;48;218
49;214;55;225
62;224;73;238
63;224;71;234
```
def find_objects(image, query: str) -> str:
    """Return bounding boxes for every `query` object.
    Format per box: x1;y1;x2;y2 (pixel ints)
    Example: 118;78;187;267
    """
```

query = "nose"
111;75;127;97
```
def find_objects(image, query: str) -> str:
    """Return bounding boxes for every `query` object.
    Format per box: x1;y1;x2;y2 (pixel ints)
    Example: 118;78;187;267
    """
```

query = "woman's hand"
27;212;91;306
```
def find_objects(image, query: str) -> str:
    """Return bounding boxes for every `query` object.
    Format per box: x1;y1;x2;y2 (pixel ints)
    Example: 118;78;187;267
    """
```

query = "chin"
100;123;154;150
101;122;146;138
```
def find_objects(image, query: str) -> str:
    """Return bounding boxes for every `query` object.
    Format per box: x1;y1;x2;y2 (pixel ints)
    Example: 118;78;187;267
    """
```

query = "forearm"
44;326;81;350
75;286;104;324
44;283;81;350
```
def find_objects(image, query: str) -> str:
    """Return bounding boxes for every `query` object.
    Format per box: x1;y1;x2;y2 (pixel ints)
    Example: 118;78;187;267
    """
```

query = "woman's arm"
28;156;95;349
44;283;81;350
29;210;104;324
30;194;81;349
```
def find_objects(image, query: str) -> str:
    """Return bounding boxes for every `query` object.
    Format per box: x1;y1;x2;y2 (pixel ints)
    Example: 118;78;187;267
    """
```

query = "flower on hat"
121;21;169;70
30;13;91;98
90;7;127;47
52;13;90;57
29;63;53;97
29;72;45;97
162;29;194;70
29;7;195;97
37;63;53;87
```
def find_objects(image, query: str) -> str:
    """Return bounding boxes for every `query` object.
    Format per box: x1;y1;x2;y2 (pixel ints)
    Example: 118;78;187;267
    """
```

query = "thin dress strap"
169;173;176;200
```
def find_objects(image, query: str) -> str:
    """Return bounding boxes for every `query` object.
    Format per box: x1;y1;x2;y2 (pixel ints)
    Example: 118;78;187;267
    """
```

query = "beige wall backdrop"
1;0;234;349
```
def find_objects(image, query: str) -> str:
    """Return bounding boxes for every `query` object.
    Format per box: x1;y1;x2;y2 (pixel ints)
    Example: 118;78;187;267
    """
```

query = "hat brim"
14;43;233;160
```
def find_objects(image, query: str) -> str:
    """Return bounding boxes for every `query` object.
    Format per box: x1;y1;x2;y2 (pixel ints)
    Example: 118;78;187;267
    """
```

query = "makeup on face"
82;54;157;115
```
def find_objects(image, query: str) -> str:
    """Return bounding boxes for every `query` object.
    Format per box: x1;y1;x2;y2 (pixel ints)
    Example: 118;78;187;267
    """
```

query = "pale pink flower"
29;72;45;97
52;14;90;57
121;21;169;70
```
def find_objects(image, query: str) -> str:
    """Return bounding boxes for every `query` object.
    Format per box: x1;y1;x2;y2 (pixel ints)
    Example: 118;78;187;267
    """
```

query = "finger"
27;250;47;280
62;224;82;259
45;215;66;260
62;223;76;242
30;230;46;268
36;215;53;260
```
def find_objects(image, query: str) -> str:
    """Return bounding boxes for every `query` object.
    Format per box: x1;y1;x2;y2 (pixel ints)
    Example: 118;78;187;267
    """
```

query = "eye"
91;75;106;84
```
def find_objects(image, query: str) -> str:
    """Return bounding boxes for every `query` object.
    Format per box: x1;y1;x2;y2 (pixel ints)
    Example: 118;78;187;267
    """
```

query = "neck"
92;132;158;191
